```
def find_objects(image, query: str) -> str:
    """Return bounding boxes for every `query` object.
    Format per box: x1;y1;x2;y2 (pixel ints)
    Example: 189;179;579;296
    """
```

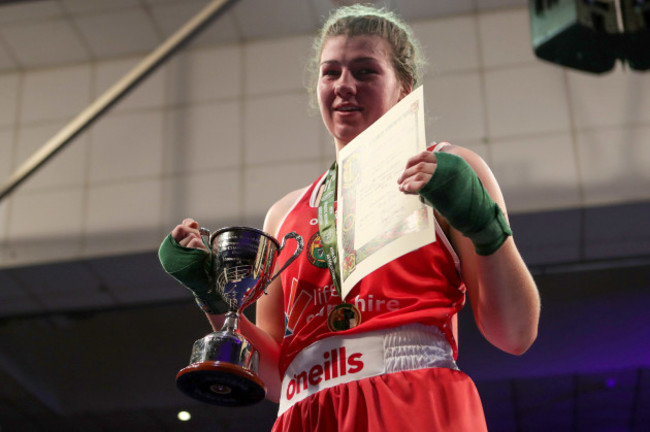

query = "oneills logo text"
285;347;363;400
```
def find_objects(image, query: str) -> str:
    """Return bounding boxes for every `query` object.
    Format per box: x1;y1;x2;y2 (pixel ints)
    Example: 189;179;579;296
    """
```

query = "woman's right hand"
159;218;232;314
171;218;208;251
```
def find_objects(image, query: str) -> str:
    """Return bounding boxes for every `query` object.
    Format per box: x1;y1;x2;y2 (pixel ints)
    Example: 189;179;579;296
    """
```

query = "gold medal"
327;303;361;332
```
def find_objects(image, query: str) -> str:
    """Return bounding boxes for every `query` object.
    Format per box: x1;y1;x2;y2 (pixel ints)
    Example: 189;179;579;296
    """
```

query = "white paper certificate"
337;86;435;300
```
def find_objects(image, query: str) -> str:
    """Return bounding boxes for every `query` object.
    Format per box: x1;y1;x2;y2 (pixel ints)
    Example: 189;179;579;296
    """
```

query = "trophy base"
176;361;266;406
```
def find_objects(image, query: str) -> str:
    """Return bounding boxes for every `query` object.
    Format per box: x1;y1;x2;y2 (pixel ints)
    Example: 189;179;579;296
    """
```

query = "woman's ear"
399;81;413;101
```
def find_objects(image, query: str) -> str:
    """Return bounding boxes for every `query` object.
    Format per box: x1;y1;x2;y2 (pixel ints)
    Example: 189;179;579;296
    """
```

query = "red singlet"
271;167;488;431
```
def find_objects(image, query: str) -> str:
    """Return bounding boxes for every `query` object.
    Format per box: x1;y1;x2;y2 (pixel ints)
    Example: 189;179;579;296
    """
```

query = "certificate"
337;86;435;299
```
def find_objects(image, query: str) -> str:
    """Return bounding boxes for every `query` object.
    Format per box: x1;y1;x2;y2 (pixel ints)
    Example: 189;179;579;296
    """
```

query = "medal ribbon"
317;162;342;297
318;162;362;332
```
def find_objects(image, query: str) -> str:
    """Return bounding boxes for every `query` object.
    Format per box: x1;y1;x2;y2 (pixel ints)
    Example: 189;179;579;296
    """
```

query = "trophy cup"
176;226;303;406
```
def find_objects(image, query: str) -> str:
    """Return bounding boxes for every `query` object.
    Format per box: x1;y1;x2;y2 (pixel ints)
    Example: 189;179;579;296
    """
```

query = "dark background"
1;202;649;431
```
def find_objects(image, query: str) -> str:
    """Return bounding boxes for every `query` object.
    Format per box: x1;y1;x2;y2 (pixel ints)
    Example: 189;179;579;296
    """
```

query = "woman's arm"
206;188;305;402
165;188;304;402
398;145;540;355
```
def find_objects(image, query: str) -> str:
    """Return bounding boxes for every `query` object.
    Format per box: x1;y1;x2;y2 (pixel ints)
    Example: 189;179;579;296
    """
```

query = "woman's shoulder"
436;142;493;179
263;186;310;237
436;142;481;161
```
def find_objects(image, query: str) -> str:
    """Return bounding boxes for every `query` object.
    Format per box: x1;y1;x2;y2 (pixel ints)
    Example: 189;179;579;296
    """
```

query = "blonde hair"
307;4;426;106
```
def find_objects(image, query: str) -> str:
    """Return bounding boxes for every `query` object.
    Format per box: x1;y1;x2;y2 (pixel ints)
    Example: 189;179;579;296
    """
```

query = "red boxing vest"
274;171;466;378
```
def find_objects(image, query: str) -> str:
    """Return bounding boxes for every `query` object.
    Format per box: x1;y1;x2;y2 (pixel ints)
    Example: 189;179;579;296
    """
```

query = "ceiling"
0;0;527;74
1;0;649;431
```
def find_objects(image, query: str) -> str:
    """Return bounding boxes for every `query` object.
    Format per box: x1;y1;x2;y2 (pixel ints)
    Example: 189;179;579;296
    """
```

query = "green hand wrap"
418;152;512;256
158;234;229;314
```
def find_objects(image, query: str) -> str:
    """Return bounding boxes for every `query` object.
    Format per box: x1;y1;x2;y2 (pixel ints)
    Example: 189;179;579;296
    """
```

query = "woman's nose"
334;70;356;97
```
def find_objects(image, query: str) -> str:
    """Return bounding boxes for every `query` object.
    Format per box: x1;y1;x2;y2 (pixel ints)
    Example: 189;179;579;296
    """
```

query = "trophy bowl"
176;227;303;406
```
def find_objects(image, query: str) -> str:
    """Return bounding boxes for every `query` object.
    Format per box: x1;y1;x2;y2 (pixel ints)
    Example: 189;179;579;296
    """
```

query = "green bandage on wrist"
158;234;229;314
418;152;512;255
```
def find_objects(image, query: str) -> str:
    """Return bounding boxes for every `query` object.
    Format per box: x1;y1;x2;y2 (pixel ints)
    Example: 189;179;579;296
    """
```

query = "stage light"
177;411;192;421
529;0;650;73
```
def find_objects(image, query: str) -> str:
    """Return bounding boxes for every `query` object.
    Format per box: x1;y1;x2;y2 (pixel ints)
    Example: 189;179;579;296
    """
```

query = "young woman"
160;5;540;431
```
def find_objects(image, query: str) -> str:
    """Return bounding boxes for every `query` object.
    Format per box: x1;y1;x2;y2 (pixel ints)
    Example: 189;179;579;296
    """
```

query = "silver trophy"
176;226;303;406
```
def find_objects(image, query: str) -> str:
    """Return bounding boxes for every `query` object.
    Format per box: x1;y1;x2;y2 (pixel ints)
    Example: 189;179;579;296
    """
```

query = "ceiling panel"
1;19;90;68
61;0;141;14
0;0;534;73
73;8;161;58
230;0;318;41
0;0;63;24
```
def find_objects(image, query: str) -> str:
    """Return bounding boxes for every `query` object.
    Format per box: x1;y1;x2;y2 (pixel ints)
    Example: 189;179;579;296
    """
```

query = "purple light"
605;378;617;389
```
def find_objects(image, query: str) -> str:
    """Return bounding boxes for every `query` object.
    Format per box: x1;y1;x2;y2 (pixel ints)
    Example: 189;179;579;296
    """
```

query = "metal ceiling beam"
0;0;238;202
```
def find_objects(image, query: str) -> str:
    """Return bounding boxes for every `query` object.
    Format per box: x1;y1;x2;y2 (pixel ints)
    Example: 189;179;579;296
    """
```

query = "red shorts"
272;367;488;432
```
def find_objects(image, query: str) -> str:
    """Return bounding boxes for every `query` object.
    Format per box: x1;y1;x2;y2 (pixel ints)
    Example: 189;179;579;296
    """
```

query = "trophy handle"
199;227;212;248
268;231;304;283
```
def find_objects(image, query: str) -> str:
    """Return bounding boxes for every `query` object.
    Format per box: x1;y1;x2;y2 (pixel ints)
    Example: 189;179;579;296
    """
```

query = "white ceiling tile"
165;43;243;105
149;0;240;47
84;180;163;256
13;122;88;193
484;64;571;138
567;64;650;130
20;64;92;124
186;9;241;47
7;188;85;242
0;193;9;243
89;111;164;183
423;72;485;142
161;169;242;231
476;0;526;11
478;7;537;68
412;16;479;75
231;0;317;40
147;0;204;37
307;0;339;24
0;20;91;68
94;56;166;112
0;38;19;72
0;73;19;127
308;0;396;24
396;0;474;20
0;129;13;181
61;0;141;14
5;188;85;267
142;0;196;5
244;160;323;224
0;193;9;230
0;1;64;24
163;101;242;175
491;132;581;213
245;93;321;165
577;125;650;206
245;35;313;96
73;9;161;58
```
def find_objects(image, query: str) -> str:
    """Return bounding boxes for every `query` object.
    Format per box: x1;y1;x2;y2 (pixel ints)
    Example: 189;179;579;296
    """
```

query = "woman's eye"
356;68;377;77
321;69;340;77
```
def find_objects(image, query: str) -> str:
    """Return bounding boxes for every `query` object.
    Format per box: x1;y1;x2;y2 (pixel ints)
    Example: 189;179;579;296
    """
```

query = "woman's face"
317;35;411;152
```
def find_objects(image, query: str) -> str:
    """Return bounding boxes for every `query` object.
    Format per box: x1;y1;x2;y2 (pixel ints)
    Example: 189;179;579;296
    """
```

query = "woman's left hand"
397;149;437;194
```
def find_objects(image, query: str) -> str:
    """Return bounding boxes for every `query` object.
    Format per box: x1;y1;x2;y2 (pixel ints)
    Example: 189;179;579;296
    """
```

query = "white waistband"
278;323;457;416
